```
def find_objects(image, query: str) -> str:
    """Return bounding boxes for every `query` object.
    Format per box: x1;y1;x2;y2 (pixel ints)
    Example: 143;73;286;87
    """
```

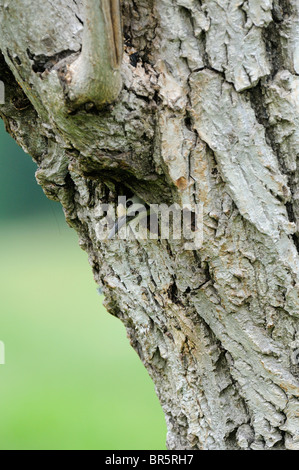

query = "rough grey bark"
1;0;299;450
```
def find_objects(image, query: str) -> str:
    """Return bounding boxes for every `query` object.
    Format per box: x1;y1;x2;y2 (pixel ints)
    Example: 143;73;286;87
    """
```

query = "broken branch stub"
65;0;123;109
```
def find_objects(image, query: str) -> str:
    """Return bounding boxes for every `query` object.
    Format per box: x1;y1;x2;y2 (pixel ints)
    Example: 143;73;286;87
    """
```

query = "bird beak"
108;197;147;240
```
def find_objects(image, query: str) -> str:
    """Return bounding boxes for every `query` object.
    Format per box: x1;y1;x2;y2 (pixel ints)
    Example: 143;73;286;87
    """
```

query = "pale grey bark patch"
65;0;123;109
202;0;271;91
1;0;299;450
189;69;293;240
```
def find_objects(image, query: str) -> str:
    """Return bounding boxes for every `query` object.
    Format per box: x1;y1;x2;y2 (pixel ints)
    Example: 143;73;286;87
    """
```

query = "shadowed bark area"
1;0;299;450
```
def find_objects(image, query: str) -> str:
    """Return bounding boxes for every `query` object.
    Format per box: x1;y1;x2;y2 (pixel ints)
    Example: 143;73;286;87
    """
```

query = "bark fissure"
26;48;79;74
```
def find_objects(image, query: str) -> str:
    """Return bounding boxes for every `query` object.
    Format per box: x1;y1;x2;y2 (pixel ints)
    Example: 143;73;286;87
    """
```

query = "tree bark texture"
1;0;299;450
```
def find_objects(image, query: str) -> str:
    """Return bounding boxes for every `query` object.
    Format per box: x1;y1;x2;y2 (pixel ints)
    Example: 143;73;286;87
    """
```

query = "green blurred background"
0;120;166;450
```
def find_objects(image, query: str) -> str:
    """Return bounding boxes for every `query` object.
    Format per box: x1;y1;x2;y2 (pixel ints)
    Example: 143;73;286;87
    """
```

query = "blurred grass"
0;122;166;449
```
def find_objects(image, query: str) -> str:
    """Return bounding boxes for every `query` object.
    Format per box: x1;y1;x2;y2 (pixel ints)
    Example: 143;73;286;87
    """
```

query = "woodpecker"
108;196;149;240
108;196;199;242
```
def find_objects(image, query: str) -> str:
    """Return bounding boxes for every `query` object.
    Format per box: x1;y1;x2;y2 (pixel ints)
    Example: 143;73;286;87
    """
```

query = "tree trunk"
1;0;299;450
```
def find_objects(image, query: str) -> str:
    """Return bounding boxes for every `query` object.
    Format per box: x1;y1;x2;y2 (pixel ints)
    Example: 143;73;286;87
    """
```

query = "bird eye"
126;200;133;208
